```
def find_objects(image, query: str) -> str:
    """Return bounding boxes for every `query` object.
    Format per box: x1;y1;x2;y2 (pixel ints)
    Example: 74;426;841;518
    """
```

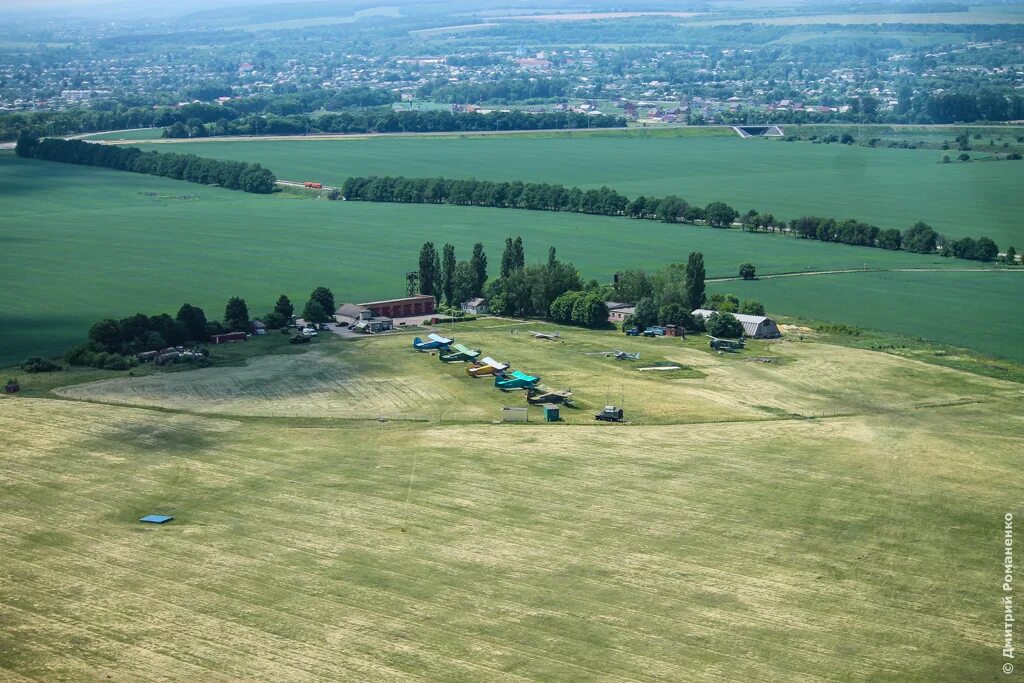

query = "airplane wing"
428;333;453;344
482;356;509;370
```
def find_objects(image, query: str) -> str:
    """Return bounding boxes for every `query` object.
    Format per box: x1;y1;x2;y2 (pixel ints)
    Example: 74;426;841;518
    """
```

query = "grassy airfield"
1;323;1022;680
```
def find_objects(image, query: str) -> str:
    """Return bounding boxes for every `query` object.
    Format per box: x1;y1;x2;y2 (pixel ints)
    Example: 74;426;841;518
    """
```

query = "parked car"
301;327;318;337
318;322;331;330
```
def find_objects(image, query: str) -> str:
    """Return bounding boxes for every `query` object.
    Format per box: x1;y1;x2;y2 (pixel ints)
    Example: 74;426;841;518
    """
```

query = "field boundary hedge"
340;175;1004;262
14;134;276;194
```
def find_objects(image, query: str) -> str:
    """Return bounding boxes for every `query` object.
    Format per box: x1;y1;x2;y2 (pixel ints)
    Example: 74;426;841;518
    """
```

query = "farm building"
461;298;488;315
358;295;435;319
250;320;267;335
354;317;394;333
335;303;371;321
691;309;782;338
606;302;635;323
210;331;247;344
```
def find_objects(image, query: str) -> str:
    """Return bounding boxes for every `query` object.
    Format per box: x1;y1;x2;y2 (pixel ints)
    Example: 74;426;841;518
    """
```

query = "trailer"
304;181;323;189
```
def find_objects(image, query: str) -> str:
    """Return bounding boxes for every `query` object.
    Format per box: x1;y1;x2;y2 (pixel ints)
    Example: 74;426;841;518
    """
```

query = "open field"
2;326;1023;680
143;131;1024;248
2;153;1020;365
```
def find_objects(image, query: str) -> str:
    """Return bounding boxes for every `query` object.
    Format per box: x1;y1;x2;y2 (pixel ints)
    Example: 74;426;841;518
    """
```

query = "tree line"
0;87;399;141
14;134;276;194
66;287;336;369
162;109;626;138
342;175;1006;262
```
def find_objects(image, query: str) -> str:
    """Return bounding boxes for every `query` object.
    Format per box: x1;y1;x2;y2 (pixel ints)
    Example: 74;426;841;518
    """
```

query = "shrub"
570;293;609;329
21;356;62;373
739;263;756;280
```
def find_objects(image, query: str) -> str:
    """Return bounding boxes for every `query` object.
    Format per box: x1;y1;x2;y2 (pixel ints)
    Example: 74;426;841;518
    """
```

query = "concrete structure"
358;295;435;319
691;309;782;338
461;298;488;315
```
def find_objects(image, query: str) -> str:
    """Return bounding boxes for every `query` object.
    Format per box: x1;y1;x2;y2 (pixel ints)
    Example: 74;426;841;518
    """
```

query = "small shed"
501;406;529;422
543;404;560;422
461;298;489;315
250;320;267;335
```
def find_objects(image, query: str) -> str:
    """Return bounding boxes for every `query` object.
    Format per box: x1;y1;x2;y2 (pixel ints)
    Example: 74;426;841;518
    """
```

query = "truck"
624;327;640;336
643;326;666;337
595;405;624;422
304;181;323;189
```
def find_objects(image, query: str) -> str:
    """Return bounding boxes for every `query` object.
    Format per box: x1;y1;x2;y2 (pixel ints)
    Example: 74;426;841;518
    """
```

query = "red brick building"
358;295;435;319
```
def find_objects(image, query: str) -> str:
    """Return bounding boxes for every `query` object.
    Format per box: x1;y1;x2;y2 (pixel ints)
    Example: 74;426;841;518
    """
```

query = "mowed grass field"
6;153;1014;366
58;319;1024;424
2;327;1023;680
145;130;1024;247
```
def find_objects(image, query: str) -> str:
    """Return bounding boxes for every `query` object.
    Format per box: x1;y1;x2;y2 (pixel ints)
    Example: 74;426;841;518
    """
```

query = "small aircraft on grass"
529;330;561;340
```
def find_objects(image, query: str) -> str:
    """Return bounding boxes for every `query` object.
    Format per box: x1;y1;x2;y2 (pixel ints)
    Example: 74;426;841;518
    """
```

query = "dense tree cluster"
15;134;276;194
483;240;584;318
617;254;707;333
162;109;626;138
550;290;610;329
417;241;489;308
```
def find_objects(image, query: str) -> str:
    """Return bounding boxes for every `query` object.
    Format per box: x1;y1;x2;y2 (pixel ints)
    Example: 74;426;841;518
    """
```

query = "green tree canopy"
309;287;335;318
175;303;208;341
302;299;328;324
274;294;294;320
706;312;744;339
224;297;250;331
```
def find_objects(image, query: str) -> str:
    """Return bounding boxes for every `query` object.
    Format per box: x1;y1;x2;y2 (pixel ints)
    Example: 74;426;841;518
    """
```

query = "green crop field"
2;152;1021;365
144;131;1024;248
2;324;1023;680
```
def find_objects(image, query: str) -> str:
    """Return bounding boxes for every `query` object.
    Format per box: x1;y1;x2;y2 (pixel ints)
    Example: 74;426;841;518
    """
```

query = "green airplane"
439;343;481;363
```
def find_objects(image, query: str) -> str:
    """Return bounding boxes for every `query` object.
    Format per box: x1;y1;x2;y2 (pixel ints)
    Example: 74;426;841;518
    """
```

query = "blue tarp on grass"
140;515;173;524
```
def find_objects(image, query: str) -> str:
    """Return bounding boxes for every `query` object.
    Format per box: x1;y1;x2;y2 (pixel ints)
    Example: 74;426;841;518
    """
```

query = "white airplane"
529;330;560;340
614;351;640;361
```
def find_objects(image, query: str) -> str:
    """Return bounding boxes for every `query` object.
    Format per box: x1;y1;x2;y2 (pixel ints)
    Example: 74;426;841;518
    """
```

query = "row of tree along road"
15;134;276;194
342;175;1010;262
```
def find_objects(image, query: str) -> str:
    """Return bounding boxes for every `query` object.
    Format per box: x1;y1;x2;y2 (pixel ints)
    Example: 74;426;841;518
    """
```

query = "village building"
461;298;488;315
